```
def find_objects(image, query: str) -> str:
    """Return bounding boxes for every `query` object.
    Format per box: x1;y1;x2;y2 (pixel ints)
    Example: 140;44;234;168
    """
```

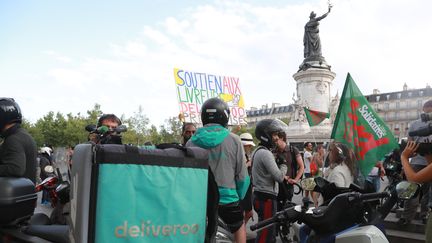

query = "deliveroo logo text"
114;220;200;238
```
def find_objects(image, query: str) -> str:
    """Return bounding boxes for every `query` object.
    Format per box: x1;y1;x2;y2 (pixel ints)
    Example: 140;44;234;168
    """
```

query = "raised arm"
316;6;331;21
401;141;432;183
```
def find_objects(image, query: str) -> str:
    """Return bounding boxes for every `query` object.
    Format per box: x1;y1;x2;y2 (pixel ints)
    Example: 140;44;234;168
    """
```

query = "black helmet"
201;98;230;127
255;119;288;148
0;98;22;130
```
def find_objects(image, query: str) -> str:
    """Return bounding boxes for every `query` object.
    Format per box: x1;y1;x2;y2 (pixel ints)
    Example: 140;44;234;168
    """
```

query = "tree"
160;116;182;143
22;119;44;146
34;112;68;146
86;103;103;125
148;125;162;145
63;113;88;145
125;105;149;146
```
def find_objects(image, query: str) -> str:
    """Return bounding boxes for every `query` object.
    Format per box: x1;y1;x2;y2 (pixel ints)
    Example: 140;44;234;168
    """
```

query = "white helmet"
39;147;52;156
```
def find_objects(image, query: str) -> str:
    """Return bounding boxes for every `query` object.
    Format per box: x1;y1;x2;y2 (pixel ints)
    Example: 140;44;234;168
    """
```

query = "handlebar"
250;206;300;231
250;215;278;231
251;191;390;232
354;191;390;201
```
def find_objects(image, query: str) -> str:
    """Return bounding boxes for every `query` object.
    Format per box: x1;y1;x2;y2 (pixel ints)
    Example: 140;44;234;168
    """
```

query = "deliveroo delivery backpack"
69;143;217;243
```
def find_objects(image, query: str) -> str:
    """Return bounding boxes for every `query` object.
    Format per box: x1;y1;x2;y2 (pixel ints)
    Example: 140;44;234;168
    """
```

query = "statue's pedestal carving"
287;67;336;143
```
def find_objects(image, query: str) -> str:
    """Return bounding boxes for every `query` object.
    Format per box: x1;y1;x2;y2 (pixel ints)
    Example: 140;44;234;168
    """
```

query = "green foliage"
123;105;149;146
22;104;187;147
280;118;291;126
233;125;258;146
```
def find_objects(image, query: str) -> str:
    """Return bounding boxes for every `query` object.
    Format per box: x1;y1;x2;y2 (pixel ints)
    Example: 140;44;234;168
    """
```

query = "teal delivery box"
69;144;209;243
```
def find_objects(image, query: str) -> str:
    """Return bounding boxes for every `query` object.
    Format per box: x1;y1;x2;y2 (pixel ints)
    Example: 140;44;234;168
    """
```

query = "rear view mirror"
396;181;419;200
85;124;97;132
115;124;128;133
300;178;316;191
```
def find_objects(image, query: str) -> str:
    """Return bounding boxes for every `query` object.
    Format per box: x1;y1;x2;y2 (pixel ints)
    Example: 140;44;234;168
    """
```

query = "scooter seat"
23;224;70;243
29;213;51;225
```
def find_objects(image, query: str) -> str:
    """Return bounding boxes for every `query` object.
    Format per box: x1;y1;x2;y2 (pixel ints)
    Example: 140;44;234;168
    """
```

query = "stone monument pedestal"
286;65;336;143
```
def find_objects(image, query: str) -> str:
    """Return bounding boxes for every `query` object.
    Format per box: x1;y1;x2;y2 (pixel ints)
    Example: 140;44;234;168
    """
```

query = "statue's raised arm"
316;5;332;21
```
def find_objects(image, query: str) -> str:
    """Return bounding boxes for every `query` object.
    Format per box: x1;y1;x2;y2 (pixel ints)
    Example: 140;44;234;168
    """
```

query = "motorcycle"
35;165;71;225
215;183;302;243
251;177;420;243
215;217;235;243
0;177;70;243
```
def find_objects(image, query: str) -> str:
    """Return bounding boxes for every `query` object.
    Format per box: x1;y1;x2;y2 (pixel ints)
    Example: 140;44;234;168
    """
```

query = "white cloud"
42;50;72;63
19;0;432;126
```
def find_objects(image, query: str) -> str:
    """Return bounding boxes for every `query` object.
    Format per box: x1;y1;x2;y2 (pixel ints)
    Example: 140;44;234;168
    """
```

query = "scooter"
0;177;70;243
251;178;420;243
215;217;235;243
35;165;70;225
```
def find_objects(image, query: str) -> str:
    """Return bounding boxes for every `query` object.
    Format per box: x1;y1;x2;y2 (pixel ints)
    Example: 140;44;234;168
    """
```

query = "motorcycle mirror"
314;176;329;188
85;124;97;132
44;165;54;173
396;181;420;200
115;124;128;133
300;177;316;191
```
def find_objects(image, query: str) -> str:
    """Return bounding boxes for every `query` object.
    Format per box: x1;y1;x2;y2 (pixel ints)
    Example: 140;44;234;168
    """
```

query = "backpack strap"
251;145;267;164
289;145;301;179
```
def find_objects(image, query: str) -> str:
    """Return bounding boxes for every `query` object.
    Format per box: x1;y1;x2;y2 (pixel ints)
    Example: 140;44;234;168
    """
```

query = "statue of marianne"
303;4;332;59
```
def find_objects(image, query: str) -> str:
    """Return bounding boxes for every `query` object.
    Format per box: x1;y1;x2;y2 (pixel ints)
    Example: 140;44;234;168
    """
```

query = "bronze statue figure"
303;5;332;59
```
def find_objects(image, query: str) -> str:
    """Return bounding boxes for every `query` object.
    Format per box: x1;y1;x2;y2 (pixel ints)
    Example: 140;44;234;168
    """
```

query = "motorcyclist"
252;118;288;243
0;98;37;183
88;114;123;144
186;97;250;243
38;146;53;204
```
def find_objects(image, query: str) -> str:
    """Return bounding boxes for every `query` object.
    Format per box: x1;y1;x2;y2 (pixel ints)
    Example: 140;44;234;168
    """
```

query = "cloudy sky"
1;0;431;126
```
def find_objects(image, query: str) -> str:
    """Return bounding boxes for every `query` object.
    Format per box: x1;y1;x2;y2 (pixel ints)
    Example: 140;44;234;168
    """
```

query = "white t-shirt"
326;162;354;188
303;150;312;174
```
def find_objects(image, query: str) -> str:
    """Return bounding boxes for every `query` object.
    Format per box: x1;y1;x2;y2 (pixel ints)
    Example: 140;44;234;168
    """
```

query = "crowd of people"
2;97;432;242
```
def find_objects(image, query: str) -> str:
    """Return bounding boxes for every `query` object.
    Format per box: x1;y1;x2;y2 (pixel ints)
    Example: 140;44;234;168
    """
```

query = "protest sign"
174;68;246;125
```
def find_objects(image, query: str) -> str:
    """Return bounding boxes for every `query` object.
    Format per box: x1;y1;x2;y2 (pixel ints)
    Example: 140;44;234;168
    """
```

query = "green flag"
303;107;330;126
331;73;399;177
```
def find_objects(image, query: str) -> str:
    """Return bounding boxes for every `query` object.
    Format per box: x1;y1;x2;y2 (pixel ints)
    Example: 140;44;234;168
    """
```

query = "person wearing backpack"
252;119;290;243
187;98;249;243
274;131;304;207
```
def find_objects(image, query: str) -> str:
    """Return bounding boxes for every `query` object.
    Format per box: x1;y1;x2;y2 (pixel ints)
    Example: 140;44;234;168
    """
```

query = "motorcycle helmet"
0;98;22;130
255;119;288;148
201;98;230;127
39;147;53;156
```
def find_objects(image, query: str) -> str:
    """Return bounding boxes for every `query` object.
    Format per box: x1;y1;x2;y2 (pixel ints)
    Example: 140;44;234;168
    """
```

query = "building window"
420;90;424;96
384;103;389;110
408;92;412;97
376;96;380;102
418;100;423;108
395;112;399;120
374;104;379;111
397;93;401;99
386;94;390;100
396;102;400;109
